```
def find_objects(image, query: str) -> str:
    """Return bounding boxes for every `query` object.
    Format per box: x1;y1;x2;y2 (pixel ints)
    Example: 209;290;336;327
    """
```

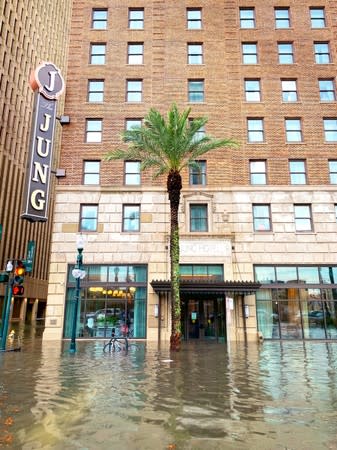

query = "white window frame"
187;8;202;29
253;204;272;232
289;160;307;185
83;160;100;185
90;43;106;64
128;8;144;29
86;119;102;143
314;42;331;64
278;42;294;64
285;118;302;142
88;79;104;102
123;205;140;232
324;119;337;142
239;8;255;29
319;79;336;101
128;43;144;65
281;79;298;102
245;79;261;102
250;160;267;185
188;43;203;64
242;43;258;64
126;80;143;102
247;118;264;142
294;204;313;232
275;8;290;29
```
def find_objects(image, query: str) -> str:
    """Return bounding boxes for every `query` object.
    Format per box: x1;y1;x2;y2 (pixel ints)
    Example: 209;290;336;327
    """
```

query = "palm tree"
105;104;236;351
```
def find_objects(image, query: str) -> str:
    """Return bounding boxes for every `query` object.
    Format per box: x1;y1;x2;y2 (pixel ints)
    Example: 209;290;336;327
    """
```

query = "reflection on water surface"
0;339;337;449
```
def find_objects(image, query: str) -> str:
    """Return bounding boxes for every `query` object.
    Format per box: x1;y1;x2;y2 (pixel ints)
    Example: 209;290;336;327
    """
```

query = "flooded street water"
0;337;337;450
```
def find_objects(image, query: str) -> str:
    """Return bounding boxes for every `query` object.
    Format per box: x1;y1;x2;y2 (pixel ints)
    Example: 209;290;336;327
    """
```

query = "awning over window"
151;279;261;295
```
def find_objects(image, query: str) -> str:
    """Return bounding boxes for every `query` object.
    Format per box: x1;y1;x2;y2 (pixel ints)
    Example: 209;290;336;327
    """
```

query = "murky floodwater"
0;335;337;450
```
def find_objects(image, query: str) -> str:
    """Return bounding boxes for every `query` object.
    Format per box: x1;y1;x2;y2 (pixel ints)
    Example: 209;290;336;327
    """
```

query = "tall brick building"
45;1;337;343
0;1;72;328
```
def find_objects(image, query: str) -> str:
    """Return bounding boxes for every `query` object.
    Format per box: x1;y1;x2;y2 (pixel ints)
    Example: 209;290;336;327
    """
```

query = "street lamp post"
69;235;86;353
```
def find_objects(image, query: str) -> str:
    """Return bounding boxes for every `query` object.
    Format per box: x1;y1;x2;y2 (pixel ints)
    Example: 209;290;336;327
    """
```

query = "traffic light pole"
0;280;13;351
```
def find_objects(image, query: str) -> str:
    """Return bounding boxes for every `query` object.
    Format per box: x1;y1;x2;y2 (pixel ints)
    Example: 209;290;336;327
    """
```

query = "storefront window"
255;265;337;340
64;264;147;339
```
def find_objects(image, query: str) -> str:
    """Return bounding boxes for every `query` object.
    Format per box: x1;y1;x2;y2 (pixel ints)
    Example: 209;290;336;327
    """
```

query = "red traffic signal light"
13;285;24;296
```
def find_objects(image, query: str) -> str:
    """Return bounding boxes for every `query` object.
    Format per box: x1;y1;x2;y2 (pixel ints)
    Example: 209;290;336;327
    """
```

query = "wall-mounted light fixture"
56;115;71;125
154;304;159;318
244;304;250;319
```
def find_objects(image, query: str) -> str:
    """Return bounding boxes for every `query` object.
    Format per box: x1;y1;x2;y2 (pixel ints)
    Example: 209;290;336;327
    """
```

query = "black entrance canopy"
151;279;261;295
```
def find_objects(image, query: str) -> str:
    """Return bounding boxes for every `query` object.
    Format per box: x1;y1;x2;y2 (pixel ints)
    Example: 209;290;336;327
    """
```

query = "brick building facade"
44;1;337;343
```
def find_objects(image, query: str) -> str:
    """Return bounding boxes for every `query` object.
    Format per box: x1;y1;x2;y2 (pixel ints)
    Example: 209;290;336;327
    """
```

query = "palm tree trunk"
167;169;182;351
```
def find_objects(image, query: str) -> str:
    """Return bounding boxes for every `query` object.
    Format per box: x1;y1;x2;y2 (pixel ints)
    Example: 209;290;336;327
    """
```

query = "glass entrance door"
182;297;226;341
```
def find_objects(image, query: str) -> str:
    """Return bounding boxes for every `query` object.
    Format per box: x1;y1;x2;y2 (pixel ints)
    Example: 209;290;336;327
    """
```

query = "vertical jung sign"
21;62;65;222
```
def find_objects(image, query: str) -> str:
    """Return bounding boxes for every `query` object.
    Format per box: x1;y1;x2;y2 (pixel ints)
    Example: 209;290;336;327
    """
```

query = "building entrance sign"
21;62;65;222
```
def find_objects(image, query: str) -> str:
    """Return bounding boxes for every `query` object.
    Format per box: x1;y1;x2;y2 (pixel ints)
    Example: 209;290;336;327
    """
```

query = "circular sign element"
29;61;65;100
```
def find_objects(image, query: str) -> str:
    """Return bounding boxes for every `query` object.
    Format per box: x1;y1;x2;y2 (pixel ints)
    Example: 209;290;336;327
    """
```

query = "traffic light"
12;260;25;296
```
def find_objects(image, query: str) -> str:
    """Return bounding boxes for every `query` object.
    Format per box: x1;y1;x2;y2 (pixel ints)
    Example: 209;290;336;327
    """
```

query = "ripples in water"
0;339;337;449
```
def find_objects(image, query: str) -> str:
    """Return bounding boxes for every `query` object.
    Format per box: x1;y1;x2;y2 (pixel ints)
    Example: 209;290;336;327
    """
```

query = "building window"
86;119;102;143
123;205;140;232
294;204;312;232
125;161;141;185
278;42;294;64
190;204;208;232
188;43;203;64
253;204;271;231
310;8;326;28
125;119;142;130
335;205;337;222
247;118;264;142
129;8;144;29
189;160;206;185
80;205;98;232
275;8;290;28
242;43;258;64
83;161;100;185
319;79;336;101
329;161;337;184
250;160;267;184
239;8;255;28
187;8;202;29
188;79;204;102
324;119;337;142
189;119;205;142
245;79;261;102
314;42;331;64
90;43;106;64
88;80;104;102
289;160;306;184
126;80;142;102
92;9;107;29
128;43;144;64
281;79;297;102
285;118;302;142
